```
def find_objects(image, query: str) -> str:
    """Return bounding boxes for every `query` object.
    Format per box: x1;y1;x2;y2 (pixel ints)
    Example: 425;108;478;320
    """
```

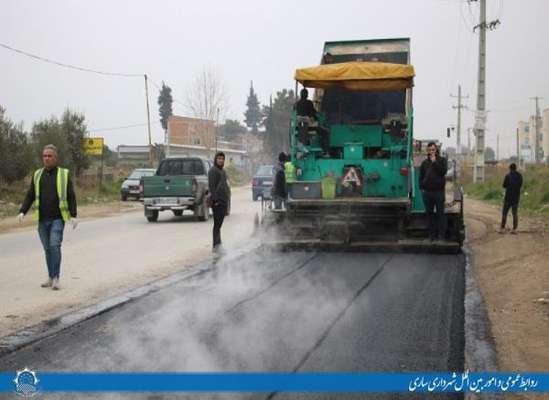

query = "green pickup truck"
142;157;211;222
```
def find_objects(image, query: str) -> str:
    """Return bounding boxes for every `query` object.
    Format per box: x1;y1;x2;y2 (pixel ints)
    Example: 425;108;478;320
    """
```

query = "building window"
192;137;201;145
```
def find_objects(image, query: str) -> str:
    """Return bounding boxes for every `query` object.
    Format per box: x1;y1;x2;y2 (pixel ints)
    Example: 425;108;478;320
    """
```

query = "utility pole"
516;128;520;166
467;127;472;157
473;0;487;183
144;74;153;167
496;133;500;161
215;107;220;152
530;96;543;163
451;84;469;156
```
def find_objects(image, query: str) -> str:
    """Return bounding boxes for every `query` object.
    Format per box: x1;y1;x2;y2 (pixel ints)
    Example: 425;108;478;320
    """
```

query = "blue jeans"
38;219;65;279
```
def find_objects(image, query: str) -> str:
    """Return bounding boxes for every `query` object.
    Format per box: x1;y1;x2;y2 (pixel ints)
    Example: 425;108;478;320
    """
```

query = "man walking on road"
17;144;78;290
500;163;523;234
208;152;229;253
419;142;448;241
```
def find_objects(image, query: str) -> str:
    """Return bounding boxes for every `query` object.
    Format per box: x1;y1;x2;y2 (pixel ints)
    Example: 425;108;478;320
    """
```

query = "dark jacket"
295;99;317;119
208;165;229;205
272;162;287;198
419;156;448;191
503;170;523;204
19;166;77;221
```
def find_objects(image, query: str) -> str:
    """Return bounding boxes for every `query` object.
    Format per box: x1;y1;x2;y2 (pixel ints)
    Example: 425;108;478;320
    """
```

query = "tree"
218;119;246;141
157;82;173;135
485;146;496;161
102;144;118;167
31;109;89;177
32;117;70;168
262;89;295;156
244;81;261;134
61;109;89;177
0;106;35;184
185;66;228;122
152;143;165;163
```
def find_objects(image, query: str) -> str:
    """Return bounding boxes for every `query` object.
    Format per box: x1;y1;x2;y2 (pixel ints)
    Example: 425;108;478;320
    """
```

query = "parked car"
142;157;212;222
252;165;274;201
120;168;156;201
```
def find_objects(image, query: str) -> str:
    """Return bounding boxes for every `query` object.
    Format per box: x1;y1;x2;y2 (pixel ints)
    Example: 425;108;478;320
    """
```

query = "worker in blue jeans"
419;142;448;241
17;144;78;290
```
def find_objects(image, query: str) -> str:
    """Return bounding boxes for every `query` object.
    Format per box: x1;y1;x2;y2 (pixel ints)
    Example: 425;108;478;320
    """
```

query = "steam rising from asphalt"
68;236;357;377
105;248;352;373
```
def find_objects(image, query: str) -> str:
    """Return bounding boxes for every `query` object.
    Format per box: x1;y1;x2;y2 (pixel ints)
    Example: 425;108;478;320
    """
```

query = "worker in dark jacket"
500;163;523;234
272;152;287;210
208;152;229;252
295;88;330;156
419;142;448;241
17;144;78;290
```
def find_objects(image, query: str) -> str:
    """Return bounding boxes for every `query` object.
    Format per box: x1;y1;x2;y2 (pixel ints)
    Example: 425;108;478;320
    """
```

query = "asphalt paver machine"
261;38;464;253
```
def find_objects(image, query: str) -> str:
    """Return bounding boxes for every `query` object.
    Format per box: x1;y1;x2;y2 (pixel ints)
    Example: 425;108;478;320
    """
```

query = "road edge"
463;236;503;400
0;243;258;358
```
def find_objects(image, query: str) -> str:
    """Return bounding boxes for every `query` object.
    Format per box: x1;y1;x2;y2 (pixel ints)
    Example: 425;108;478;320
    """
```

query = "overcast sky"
2;0;548;157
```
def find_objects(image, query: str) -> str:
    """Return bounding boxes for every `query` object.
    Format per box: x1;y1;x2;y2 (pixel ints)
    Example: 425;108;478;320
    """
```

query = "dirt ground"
0;199;142;234
465;197;549;379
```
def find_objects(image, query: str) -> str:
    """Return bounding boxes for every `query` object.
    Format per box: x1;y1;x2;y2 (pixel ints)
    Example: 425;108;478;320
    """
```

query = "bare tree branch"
185;66;229;122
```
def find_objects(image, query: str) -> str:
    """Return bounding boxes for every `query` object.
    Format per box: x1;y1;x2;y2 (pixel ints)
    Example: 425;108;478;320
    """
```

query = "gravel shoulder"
464;197;549;376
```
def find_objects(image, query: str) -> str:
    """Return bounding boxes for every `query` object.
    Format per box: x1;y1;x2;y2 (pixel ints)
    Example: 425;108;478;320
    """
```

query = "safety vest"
33;167;71;222
284;161;296;183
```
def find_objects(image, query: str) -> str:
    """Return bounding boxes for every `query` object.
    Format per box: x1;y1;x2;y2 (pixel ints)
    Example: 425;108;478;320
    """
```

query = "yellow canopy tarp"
294;61;415;91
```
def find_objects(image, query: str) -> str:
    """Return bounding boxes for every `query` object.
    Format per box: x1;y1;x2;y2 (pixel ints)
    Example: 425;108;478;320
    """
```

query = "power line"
148;76;187;112
0;42;142;77
87;120;161;134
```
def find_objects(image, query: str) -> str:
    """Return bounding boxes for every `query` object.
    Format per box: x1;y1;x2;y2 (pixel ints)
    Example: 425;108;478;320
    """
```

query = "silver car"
121;168;156;201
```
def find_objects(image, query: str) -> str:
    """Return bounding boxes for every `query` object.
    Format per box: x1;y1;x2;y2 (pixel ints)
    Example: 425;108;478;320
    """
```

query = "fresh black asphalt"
0;249;465;399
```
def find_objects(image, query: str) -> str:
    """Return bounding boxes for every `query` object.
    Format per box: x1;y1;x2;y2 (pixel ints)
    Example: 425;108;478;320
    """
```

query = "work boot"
510;229;517;235
41;278;53;288
51;278;60;290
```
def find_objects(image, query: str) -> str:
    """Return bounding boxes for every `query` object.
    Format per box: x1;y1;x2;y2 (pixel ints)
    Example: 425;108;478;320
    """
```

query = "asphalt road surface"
0;187;257;336
0;248;465;400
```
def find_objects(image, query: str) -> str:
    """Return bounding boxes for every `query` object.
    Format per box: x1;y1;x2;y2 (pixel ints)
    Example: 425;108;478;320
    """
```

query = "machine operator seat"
296;116;318;146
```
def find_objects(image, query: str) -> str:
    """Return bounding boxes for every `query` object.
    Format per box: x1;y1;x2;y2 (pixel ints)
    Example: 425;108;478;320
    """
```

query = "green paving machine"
262;38;464;253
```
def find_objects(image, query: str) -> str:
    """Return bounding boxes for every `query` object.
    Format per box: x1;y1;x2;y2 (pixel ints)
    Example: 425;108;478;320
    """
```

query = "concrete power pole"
144;74;153;167
497;133;500;161
467;128;472;156
530;96;543;163
516;128;520;165
451;84;469;156
473;0;487;183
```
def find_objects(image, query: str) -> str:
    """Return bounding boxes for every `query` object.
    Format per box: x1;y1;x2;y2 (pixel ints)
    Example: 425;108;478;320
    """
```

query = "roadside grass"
0;161;252;221
0;178;124;220
463;165;549;220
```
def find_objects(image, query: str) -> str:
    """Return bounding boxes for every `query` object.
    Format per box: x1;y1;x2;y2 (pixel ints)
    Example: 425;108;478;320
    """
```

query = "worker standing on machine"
419;142;448;242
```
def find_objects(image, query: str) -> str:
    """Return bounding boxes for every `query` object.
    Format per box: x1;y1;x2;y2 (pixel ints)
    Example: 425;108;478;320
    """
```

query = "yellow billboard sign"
83;137;104;155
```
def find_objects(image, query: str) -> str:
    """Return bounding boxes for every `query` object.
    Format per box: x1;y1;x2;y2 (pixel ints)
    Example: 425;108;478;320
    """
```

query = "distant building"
167;115;216;149
518;109;549;164
117;145;150;163
166;115;250;170
543;109;549;162
517;120;534;163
